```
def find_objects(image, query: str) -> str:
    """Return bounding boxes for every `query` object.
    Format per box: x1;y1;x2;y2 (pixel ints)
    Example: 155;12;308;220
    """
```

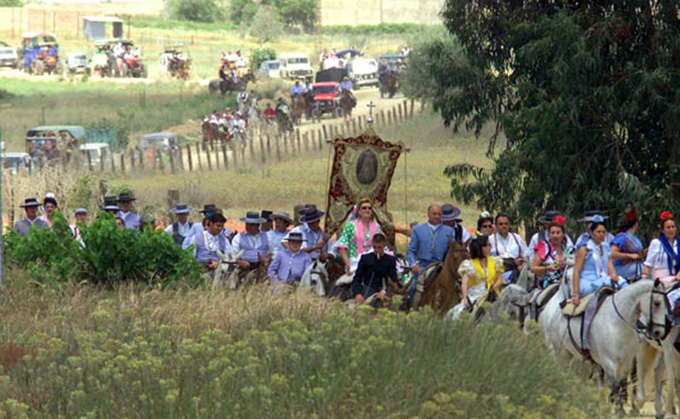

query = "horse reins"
610;284;670;344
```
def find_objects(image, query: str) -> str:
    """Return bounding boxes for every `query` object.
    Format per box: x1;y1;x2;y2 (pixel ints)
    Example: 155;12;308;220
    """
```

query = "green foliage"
0;0;21;6
166;0;223;23
229;0;259;25
325;23;426;35
250;47;277;72
3;213;202;287
401;27;462;101
274;0;315;33
250;6;285;44
431;0;680;236
0;306;607;419
131;17;236;31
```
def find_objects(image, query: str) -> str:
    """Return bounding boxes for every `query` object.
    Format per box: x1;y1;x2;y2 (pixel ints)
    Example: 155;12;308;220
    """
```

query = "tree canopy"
423;0;680;232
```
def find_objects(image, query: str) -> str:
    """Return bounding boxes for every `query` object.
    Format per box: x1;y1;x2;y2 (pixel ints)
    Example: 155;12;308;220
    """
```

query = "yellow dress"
458;257;504;295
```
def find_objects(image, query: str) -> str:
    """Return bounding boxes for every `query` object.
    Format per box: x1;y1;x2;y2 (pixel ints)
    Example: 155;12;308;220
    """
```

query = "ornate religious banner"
323;128;406;247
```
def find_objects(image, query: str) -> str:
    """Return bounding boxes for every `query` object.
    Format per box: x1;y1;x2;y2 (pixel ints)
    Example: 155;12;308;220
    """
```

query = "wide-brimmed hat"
577;210;610;223
441;204;462;222
288;232;304;242
170;203;194;214
74;207;88;215
103;195;119;211
117;192;136;202
20;198;40;208
240;211;266;224
538;210;561;224
44;192;58;208
209;213;227;223
270;211;293;224
200;204;217;214
261;210;273;220
299;205;325;223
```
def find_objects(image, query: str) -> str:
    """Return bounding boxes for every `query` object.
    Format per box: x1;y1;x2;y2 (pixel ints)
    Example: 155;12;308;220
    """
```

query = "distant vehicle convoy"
279;53;313;80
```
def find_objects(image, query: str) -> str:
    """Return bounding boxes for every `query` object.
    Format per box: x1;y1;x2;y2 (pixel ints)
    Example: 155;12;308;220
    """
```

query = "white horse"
212;250;244;290
540;279;669;410
298;260;329;296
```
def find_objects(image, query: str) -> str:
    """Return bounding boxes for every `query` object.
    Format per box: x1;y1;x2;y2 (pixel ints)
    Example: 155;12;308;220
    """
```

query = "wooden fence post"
392;107;398;125
222;143;229;169
380;110;386;127
398;103;404;121
322;124;328;139
214;144;220;169
129;149;136;171
387;109;393;126
169;149;175;174
178;145;184;172
283;134;289;156
296;129;301;152
311;130;316;151
120;153;126;173
266;134;272;159
249;135;255;159
186;144;193;171
358;117;363;131
196;143;202;170
99;153;105;173
259;136;266;163
276;135;282;161
231;142;238;168
87;152;93;172
410;99;415;118
318;129;323;150
206;146;212;170
110;153;116;172
158;149;165;172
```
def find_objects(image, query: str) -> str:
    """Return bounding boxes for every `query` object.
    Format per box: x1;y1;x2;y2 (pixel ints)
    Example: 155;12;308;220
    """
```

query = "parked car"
65;52;90;75
279;53;313;80
346;57;379;88
78;143;111;165
0;46;19;69
257;60;280;78
3;152;31;174
140;132;181;167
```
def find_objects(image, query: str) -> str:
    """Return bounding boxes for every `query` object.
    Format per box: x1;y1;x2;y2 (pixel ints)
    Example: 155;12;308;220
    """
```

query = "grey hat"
577;210;609;223
74;207;88;214
538;210;561;225
240;211;266;224
299;205;325;223
270;211;293;224
117;192;136;202
170;203;194;214
20;198;40;208
441;204;462;222
288;232;304;242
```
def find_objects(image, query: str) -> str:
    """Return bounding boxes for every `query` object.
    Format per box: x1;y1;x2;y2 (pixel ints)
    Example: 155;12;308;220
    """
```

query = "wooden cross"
366;101;376;127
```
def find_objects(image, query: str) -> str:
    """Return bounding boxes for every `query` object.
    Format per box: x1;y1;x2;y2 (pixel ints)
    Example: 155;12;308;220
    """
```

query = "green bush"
131;17;236;31
3;213;202;288
325;23;427;35
166;0;223;23
250;47;277;72
0;307;608;419
229;0;259;25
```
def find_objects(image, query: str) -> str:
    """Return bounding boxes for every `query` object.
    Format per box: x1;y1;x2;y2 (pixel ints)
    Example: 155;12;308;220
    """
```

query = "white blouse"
644;238;679;269
489;232;528;259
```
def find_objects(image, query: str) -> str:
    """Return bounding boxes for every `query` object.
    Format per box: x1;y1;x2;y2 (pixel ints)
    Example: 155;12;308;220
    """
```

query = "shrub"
249;6;285;44
166;0;223;23
3;213;202;287
250;47;277;72
229;0;258;25
275;0;315;33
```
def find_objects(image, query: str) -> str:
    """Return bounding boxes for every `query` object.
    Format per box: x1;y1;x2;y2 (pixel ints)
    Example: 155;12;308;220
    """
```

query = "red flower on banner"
554;215;566;225
660;211;674;220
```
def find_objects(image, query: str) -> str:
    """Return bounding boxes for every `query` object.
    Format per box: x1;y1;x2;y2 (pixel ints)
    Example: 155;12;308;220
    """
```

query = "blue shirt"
339;80;353;91
233;231;270;263
267;248;312;284
117;211;140;229
407;223;455;267
267;229;288;256
286;224;333;260
290;84;304;96
189;230;230;265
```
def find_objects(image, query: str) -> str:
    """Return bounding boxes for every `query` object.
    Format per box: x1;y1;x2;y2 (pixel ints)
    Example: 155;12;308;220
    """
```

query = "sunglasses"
482;224;493;228
361;206;372;210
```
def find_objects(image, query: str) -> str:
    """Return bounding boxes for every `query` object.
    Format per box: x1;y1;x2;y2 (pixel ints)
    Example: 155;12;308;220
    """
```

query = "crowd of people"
15;192;670;312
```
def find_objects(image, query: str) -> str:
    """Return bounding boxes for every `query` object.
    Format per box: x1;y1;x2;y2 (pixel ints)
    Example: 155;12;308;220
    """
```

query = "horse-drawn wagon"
20;32;60;75
91;39;147;78
159;44;191;79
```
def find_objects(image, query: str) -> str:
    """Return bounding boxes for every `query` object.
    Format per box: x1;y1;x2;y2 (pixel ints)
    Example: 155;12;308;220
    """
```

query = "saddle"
561;286;615;318
528;283;560;322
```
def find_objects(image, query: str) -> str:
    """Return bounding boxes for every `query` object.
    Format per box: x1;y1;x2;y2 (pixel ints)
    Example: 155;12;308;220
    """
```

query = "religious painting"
323;128;406;247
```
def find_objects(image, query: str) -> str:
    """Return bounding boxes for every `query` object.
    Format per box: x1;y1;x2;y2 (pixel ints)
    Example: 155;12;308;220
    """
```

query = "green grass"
0;273;608;419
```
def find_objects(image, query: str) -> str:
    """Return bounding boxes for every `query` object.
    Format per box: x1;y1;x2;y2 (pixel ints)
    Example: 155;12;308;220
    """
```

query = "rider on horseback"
351;233;397;307
188;213;233;272
339;77;357;107
267;232;312;286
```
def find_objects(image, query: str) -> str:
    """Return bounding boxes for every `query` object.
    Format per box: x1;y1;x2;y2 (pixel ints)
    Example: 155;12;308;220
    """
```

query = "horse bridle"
611;284;671;344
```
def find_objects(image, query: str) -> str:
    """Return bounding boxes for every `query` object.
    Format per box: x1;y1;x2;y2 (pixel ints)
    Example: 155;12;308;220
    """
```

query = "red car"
312;82;343;118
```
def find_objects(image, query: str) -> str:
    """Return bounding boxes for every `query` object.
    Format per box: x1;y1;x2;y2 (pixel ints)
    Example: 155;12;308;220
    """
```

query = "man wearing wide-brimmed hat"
164;203;195;246
14;198;49;236
188;212;233;271
575;210;615;248
116;192;140;229
70;207;88;247
268;211;293;256
527;210;574;260
233;211;271;269
267;231;312;285
287;205;333;261
441;203;469;243
102;196;120;214
260;210;273;233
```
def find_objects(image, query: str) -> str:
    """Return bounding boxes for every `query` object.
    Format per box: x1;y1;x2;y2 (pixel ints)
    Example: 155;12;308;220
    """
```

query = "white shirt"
489;232;528;259
164;220;194;237
528;230;574;260
268;229;288;256
644;238;679;270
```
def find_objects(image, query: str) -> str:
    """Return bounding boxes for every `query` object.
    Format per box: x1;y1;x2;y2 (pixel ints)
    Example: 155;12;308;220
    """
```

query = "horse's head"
640;279;672;342
446;239;469;265
492;284;535;326
217;249;244;265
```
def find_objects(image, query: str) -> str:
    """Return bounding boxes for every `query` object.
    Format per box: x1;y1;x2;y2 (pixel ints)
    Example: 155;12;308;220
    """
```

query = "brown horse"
292;96;306;125
412;240;469;314
339;90;356;118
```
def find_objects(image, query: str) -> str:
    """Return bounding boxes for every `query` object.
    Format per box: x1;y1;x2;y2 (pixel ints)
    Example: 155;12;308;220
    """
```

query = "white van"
279;53;313;80
79;143;110;165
